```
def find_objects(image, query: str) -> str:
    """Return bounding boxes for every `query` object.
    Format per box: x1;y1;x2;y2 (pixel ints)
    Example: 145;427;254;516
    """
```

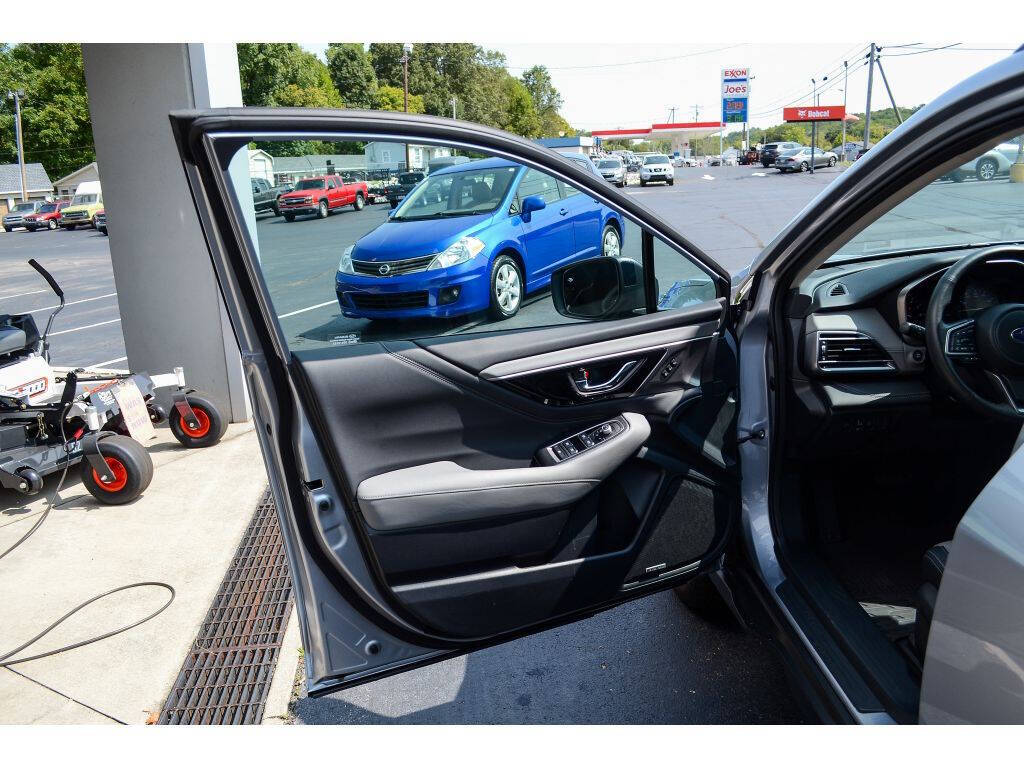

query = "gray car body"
172;47;1024;722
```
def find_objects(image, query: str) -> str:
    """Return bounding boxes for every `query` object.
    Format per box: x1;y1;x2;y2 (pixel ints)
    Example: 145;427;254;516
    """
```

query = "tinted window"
645;155;670;164
395;165;518;220
516;168;561;205
295;179;325;190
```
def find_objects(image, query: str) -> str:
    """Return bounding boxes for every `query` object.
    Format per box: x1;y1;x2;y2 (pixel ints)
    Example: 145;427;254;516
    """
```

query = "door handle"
568;360;640;397
559;208;568;216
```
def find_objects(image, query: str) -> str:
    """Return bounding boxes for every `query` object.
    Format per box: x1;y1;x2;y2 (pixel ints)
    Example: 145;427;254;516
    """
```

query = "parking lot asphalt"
0;227;125;369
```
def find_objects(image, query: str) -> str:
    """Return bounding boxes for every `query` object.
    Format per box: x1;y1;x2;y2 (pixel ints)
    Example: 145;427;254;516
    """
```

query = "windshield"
645;155;670;165
294;179;325;190
393;165;518;220
833;137;1024;260
780;149;803;157
597;160;621;169
71;194;97;205
38;204;57;213
13;202;36;212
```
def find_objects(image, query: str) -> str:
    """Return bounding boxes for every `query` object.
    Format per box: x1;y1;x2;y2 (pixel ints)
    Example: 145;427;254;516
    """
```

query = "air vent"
828;283;847;297
816;332;895;372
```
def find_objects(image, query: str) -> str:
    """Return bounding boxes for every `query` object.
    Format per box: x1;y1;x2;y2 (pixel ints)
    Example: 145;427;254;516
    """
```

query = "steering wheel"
925;246;1024;422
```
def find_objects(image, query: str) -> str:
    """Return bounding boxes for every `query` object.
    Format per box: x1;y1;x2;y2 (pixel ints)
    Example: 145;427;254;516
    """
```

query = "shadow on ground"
293;590;805;724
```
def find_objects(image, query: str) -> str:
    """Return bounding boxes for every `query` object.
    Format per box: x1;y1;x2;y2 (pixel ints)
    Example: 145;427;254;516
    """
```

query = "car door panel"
172;110;738;692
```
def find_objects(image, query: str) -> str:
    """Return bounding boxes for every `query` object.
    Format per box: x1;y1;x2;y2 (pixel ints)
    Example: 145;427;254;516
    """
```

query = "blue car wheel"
602;224;621;259
488;255;523;320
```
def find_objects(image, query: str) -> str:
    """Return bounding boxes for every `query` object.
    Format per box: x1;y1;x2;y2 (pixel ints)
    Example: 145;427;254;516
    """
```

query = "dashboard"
789;250;1024;389
900;259;1024;333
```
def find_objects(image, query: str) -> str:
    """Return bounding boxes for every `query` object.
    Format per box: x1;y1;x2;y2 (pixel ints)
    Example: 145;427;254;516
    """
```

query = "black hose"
0;403;176;672
0;582;176;667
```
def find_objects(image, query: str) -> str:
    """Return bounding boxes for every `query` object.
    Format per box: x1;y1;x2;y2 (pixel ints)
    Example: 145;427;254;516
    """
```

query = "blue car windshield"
393;165;519;220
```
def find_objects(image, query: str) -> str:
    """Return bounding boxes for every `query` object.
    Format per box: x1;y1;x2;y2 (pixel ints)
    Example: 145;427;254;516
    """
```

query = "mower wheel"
168;390;227;448
81;434;154;505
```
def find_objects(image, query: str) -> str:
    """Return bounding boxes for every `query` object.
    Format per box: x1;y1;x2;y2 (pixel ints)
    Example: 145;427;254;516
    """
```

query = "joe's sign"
783;105;846;122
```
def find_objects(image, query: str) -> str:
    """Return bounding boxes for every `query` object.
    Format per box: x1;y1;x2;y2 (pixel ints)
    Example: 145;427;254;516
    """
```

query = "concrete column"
82;43;251;422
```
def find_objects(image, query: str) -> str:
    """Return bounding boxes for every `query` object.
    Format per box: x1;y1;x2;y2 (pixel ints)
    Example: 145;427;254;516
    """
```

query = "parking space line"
0;288;47;301
49;318;121;336
86;355;128;369
277;300;336;319
14;292;117;315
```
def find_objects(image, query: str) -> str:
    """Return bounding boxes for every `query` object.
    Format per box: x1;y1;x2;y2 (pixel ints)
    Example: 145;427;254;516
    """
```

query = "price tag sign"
112;379;157;443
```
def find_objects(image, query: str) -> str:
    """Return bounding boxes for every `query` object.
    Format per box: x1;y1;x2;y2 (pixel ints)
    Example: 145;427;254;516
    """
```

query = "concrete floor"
0;423;266;724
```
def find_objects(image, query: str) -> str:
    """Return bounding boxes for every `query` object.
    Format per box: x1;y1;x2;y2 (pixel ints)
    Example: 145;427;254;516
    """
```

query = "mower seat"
0;325;28;357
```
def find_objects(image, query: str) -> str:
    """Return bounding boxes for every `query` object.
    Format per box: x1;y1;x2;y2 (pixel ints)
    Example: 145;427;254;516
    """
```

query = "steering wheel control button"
976;304;1024;371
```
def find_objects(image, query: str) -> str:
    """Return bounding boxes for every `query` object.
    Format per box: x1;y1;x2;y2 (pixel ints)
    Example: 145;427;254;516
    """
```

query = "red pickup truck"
277;175;369;222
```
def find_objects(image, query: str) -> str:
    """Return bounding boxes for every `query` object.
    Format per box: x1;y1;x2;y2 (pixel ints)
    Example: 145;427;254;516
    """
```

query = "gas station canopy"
591;121;725;154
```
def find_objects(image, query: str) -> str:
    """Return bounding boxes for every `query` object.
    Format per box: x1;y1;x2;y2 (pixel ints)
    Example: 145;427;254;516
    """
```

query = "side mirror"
520;194;546;222
551;256;647;320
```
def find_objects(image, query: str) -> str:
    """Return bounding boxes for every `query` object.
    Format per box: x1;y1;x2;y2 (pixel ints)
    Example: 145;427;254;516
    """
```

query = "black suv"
760;141;802;167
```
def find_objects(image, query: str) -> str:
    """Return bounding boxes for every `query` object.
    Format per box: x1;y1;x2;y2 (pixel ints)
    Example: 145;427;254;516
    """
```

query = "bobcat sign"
783;105;846;122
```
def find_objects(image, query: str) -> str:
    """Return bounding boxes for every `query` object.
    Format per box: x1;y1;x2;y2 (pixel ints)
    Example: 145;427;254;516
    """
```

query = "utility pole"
841;60;849;161
691;104;701;121
6;89;27;201
402;43;412;170
451;96;457;120
810;78;818;174
668;106;677;123
864;42;876;150
874;53;903;124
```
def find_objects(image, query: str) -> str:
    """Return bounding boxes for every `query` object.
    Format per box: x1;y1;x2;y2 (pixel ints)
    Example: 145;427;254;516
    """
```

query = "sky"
304;42;1017;132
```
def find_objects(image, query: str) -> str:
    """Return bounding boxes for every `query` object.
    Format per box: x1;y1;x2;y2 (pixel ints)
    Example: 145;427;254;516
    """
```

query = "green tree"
0;43;96;183
326;43;377;109
520;65;562;115
372;85;425;113
498;78;540;138
236;44;343;108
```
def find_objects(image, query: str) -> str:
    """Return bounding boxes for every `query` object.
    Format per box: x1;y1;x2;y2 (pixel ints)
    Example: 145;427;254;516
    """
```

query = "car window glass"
834;134;1024;259
516;168;561;205
227;138;718;352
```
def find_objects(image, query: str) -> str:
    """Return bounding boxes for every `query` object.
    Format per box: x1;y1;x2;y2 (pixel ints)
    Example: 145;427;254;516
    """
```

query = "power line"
747;43;870;113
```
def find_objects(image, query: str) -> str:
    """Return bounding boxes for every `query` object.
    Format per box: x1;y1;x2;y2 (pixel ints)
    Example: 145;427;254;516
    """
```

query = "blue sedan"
336;157;624;320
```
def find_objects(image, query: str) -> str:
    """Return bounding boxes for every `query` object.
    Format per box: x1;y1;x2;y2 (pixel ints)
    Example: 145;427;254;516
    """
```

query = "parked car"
739;149;760;165
387;171;426;208
22;201;69;231
596;158;627;187
639;154;674;186
947;140;1021;181
94;209;107;235
3;200;45;232
706;155;722;167
774;147;837;172
277;175;369;221
59;181;103;229
335;157;623;320
672;155;697;167
760;140;802;167
250;177;292;216
173;50;1024;724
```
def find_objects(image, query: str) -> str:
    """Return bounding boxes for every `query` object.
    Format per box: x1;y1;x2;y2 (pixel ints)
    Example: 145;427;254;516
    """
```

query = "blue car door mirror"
520;194;547;222
551;256;647;320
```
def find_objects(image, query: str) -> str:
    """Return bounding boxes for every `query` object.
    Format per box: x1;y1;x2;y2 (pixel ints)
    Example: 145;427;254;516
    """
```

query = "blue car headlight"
428;236;485;270
338;245;355;275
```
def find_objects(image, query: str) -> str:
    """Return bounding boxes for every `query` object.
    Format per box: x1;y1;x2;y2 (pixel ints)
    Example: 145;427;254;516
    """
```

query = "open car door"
171;109;742;695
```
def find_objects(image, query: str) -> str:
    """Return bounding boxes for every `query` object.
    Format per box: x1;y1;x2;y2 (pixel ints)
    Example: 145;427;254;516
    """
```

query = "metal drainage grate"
158;490;293;724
